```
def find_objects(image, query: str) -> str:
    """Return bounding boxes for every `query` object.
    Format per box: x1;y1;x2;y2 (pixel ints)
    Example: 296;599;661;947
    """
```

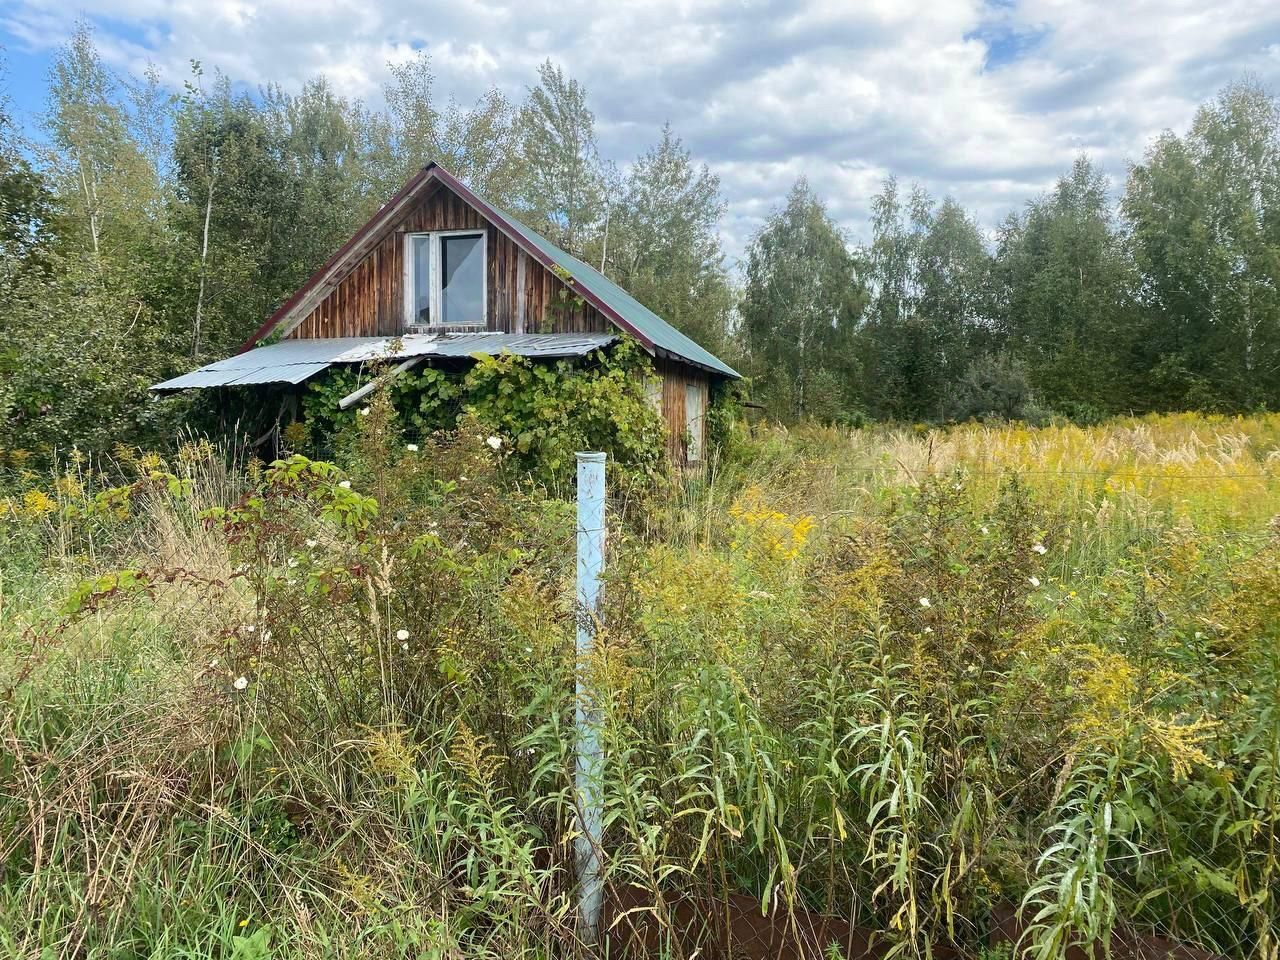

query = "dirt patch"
601;891;1226;959
603;888;959;960
988;904;1226;960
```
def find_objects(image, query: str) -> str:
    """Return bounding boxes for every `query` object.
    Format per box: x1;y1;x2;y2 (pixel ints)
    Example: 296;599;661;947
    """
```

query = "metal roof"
151;333;618;392
478;204;741;379
240;163;740;379
435;167;740;379
333;331;618;363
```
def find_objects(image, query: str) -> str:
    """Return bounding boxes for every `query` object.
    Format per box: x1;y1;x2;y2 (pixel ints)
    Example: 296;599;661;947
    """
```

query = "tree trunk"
193;173;216;359
78;156;102;272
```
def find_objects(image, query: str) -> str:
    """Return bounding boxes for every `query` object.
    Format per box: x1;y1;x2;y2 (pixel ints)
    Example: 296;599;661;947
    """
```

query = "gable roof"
241;162;739;379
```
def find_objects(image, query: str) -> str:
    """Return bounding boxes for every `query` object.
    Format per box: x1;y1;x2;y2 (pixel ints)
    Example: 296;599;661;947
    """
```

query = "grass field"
2;412;1279;959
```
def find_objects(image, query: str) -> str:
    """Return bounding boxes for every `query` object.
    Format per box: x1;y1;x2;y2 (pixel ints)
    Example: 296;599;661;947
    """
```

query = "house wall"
655;356;711;466
286;183;612;339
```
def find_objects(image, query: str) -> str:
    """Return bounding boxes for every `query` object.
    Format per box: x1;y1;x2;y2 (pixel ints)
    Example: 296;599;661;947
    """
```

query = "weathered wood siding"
656;356;710;466
288;184;611;339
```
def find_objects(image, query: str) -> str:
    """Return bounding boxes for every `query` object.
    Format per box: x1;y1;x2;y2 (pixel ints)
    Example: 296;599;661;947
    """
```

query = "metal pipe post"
574;451;606;943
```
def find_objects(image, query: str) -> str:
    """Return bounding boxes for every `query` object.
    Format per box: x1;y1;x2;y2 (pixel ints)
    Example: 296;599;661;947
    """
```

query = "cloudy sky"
2;0;1279;258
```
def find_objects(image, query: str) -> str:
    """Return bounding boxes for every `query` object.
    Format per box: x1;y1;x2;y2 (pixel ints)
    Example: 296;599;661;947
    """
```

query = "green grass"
1;413;1278;958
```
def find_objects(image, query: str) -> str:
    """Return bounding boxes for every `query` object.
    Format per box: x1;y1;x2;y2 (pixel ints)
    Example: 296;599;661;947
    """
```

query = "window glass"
441;234;484;324
411;235;431;324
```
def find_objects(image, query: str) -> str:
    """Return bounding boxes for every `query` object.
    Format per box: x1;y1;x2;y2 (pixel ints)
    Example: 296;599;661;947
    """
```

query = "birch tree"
740;179;864;420
515;60;603;256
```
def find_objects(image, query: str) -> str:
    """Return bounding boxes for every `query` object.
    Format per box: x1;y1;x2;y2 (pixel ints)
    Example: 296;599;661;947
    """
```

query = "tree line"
1;25;1277;462
743;82;1280;423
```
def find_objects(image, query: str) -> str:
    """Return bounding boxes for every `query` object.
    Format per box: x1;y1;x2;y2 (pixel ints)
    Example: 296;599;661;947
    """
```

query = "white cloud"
4;0;1279;258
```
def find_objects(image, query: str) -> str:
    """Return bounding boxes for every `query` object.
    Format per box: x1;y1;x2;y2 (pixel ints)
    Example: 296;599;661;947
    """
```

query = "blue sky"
2;0;1279;257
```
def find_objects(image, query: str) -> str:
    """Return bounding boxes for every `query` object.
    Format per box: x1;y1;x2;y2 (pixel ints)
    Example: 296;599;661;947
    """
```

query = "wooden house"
153;162;739;465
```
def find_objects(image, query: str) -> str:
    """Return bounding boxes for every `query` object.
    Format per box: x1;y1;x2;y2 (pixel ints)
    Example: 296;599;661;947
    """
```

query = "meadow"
1;410;1278;959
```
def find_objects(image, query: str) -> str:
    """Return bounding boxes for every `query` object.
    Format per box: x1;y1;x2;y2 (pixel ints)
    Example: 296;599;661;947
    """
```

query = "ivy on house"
302;338;667;489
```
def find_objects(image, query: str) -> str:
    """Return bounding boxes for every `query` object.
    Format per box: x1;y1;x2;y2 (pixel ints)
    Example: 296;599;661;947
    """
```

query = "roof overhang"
152;332;618;392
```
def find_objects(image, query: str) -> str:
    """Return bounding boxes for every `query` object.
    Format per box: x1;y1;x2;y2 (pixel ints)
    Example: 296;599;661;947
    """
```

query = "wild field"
1;410;1279;959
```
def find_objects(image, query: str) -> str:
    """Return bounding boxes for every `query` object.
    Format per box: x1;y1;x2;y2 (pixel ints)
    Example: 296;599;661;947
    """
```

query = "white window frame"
403;229;488;328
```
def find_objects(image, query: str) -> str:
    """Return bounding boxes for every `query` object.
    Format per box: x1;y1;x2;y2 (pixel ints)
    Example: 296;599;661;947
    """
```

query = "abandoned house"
152;162;740;465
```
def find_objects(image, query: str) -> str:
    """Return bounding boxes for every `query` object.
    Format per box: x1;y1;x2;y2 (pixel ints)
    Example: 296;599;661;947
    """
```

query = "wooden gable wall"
286;184;612;340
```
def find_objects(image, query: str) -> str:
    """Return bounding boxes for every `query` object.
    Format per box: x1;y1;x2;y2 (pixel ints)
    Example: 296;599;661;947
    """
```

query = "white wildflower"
923;626;934;634
486;435;502;450
241;624;256;634
1032;543;1047;555
400;642;409;652
358;407;370;417
396;629;410;642
233;676;249;691
305;538;318;549
406;443;419;452
919;597;931;608
981;526;989;535
1028;576;1041;588
338;480;352;490
286;557;298;568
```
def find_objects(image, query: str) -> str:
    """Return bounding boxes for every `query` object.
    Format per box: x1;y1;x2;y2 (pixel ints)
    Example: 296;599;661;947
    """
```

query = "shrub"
947;352;1042;423
302;337;667;493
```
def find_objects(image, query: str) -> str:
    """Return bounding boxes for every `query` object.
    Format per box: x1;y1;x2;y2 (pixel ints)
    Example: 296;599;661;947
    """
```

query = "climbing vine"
706;376;747;457
302;338;667;490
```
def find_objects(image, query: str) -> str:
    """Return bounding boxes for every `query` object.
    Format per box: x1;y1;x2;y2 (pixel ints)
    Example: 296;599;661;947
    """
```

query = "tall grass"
1;411;1278;958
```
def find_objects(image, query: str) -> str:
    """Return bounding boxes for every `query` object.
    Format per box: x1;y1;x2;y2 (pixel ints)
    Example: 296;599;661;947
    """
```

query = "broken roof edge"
151;332;621;392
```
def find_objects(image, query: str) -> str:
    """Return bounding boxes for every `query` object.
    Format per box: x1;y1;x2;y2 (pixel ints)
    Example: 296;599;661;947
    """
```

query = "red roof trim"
240;162;655;355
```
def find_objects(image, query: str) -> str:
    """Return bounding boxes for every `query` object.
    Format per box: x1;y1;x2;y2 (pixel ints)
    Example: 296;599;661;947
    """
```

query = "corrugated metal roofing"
334;331;617;363
480;204;740;379
434;167;740;379
151;333;618;392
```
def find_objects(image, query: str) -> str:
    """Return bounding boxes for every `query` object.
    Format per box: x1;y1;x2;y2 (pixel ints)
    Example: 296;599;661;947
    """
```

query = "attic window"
404;230;487;328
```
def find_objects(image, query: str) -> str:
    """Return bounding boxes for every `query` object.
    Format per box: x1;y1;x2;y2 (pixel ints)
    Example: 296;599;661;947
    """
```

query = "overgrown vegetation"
2;412;1278;958
301;338;667;491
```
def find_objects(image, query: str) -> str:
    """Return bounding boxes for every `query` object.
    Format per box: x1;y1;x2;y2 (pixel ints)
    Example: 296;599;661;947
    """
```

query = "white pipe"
336;355;425;410
574;451;606;942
